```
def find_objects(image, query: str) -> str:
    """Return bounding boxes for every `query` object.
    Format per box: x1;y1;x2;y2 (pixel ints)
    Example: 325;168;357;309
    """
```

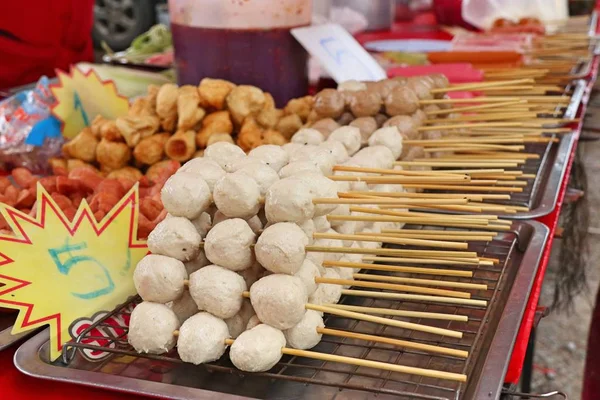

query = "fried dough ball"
115;115;160;147
261;129;288;146
385;86;419;116
128;302;179;354
313;89;345;118
284;96;314;122
129;96;156;118
177;312;230;364
236;117;263;152
96;138;131;171
156;83;179;131
250;274;308;330
198;78;236;110
276;114;303;140
134;254;187;303
165;130;196;162
256;107;284;129
226;85;266;125
147;216;202;262
63;127;98;162
90;115;108;138
309;118;340;138
107;166;143;181
133;132;169;165
99;120;123;142
189;265;247;319
350;116;378;145
348;90;382;117
195;110;234;148
177;85;206;130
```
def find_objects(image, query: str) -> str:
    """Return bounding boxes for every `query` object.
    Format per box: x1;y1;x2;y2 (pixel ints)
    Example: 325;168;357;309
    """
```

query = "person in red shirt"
0;0;95;89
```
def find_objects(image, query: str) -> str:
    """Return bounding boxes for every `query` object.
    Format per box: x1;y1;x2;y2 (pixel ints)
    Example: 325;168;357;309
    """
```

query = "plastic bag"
462;0;569;31
0;77;63;174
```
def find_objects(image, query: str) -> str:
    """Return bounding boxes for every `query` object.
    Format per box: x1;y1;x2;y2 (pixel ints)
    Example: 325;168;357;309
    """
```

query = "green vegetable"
102;24;173;64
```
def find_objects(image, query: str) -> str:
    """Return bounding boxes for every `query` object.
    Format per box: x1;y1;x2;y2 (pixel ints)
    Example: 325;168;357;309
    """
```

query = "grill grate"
63;225;526;400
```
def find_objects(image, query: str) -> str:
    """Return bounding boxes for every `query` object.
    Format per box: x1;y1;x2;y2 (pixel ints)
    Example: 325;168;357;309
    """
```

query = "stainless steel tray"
15;221;549;400
0;311;30;351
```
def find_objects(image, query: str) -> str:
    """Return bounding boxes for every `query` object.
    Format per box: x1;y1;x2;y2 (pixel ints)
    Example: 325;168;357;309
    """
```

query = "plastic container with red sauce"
169;0;312;107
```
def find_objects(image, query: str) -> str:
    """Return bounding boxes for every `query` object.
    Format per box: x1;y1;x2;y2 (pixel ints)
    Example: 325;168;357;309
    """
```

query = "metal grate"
63;225;527;400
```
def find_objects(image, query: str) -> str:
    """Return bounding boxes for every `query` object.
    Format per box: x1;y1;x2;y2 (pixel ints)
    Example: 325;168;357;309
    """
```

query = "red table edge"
504;56;599;383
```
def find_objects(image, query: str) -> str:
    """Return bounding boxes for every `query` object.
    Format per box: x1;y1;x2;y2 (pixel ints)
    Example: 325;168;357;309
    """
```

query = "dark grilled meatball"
313;89;345;118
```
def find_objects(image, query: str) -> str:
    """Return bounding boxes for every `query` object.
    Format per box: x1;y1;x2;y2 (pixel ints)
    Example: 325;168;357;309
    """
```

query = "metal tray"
0;311;30;351
15;221;549;400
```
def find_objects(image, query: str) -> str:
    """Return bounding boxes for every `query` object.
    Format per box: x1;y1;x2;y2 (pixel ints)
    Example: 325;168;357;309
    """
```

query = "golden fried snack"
156;83;179;131
63;127;99;162
107;166;143;181
195;110;233;148
284;96;314;122
198;78;236;110
165;130;196;162
147;84;160;109
49;157;68;175
193;149;204;158
96;138;132;171
310;118;340;138
115;115;160;147
67;159;99;173
133;132;170;165
237;117;263;152
276;114;303;140
99;120;123;142
129;97;156;117
90;115;108;138
207;133;235;146
177;85;206;130
226;85;266;125
257;108;284;129
261;129;287;146
306;109;320;124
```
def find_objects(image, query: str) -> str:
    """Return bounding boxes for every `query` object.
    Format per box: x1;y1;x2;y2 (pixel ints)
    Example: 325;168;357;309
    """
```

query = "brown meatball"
411;109;427;127
437;95;452;110
401;145;426;161
374;113;388;127
350;117;378;145
370;79;401;99
385;86;419;116
391;76;408;85
384;115;419;140
430;73;450;90
348;90;382;117
310;118;340;138
405;78;433;101
337;112;355;126
422;104;441;114
313;89;345;118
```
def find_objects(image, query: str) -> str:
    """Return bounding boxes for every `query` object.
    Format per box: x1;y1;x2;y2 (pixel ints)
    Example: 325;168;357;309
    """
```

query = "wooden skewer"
325;304;469;321
328;215;512;231
418;122;523;131
424;100;527;115
419;97;522;104
432;78;535;93
367;231;494;241
326;175;470;184
313;232;468;249
318;277;471;298
423;146;525;153
318;328;469;358
341;289;487;307
348;206;500;222
343;191;511;200
400;184;523;193
313;197;469;205
307;304;463;338
360;256;482;266
380;228;495;236
425;111;538;124
421;143;525;151
323;260;473;277
395;161;519;168
306;244;479;258
352;273;488;290
332;165;468;178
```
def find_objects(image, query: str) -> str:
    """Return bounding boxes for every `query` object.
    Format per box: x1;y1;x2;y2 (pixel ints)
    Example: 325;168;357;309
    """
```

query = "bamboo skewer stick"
326;175;470;185
351;273;488;290
313;232;468;250
424;100;527;115
341;289;487;307
325;304;469;321
360;256;483;266
357;231;494;241
395;161;520;168
347;207;495;224
425;112;538;123
306;244;479;259
328;215;512;231
342;191;511;200
419;97;522;104
432;78;535;93
313;197;470;205
323;260;473;277
318;328;469;358
400;184;523;193
418;122;524;131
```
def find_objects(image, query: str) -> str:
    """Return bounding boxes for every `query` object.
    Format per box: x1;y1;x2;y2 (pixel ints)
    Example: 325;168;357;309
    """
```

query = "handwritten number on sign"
73;91;90;126
319;37;376;80
48;240;115;299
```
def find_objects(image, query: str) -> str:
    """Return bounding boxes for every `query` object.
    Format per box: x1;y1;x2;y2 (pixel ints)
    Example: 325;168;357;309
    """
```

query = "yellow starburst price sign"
0;185;148;360
51;66;130;139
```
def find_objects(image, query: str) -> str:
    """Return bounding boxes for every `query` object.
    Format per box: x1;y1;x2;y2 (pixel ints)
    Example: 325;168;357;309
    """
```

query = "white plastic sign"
292;23;387;83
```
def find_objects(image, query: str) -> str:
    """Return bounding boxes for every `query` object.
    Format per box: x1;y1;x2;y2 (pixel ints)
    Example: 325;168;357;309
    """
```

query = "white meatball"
239;262;266;288
178;158;225;191
177;312;229;364
334;162;370;192
292;128;325;145
328;126;361;156
289;146;336;175
161;172;211;219
265;177;315;223
190;212;212;238
334;221;358;245
351;204;378;231
213;173;262;219
204;218;256;271
278;161;322;179
294;259;321;296
205;142;246;172
225;299;254;338
313;215;331;233
284;310;324;350
293;172;338;217
369;183;403;193
167;290;199;324
256;222;308;275
134;254;187;303
234;163;279;196
189;265;247;319
356;228;382;250
368;126;404;159
312;235;344;262
184;250;210;275
246;314;261;330
148;217;201;262
351;146;395;169
340;247;363;270
212;211;262;234
309;269;342;305
336;266;355;287
319;140;349;164
248;144;289;172
228;157;263;172
230;324;285;372
128;302;179;354
306;252;325;274
250;274;307;330
282;142;305;158
329;204;350;228
298;219;316;245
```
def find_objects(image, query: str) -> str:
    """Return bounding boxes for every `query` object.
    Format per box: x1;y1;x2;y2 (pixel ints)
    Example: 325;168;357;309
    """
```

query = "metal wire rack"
60;223;542;400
